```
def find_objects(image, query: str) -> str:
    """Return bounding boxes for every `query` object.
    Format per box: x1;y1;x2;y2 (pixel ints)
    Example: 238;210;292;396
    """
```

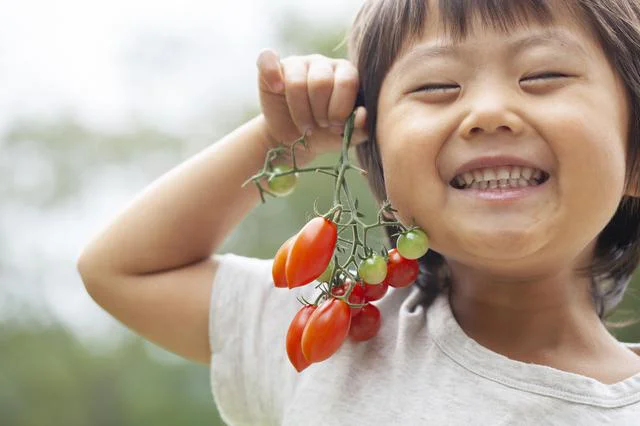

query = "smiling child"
78;0;640;424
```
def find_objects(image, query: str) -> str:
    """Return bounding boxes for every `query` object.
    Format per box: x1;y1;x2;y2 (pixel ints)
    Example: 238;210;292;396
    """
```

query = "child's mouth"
450;166;550;191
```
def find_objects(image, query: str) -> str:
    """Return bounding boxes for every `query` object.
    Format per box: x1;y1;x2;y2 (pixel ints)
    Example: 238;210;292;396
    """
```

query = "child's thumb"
257;48;285;94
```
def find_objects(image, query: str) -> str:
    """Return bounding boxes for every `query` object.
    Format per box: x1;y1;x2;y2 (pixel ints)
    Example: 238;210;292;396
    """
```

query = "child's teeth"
496;167;511;180
483;169;497;181
452;166;547;190
463;172;474;185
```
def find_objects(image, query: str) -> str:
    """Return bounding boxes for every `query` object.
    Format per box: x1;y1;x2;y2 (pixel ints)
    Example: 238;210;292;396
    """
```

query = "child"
77;0;640;423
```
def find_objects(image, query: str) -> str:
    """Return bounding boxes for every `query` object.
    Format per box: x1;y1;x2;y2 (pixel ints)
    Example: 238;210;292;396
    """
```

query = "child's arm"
76;49;366;364
76;116;274;364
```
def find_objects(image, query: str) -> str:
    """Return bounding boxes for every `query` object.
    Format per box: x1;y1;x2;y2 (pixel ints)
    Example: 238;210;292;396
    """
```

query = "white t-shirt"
209;253;640;425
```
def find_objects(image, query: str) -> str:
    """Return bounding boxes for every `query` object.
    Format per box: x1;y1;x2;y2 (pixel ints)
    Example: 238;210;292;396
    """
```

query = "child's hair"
348;0;640;319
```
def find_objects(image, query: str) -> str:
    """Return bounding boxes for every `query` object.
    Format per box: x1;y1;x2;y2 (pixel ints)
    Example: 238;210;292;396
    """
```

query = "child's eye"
413;73;568;95
414;84;460;94
521;72;568;82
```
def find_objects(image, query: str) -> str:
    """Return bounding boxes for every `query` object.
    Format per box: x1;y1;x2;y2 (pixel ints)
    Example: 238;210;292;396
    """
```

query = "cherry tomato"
331;280;366;317
272;235;295;288
363;280;388;302
358;254;387;285
317;258;335;283
348;303;381;342
286;305;316;372
396;229;429;260
286;217;337;288
301;298;351;363
385;248;419;288
267;165;297;197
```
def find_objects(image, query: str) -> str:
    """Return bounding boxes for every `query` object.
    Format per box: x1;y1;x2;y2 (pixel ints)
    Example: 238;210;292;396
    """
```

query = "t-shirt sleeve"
209;253;316;426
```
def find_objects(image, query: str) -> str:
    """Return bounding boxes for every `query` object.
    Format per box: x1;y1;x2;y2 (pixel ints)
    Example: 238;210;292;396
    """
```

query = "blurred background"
2;1;640;425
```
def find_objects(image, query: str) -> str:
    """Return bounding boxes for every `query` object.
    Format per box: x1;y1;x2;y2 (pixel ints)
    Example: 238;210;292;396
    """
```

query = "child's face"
376;3;630;275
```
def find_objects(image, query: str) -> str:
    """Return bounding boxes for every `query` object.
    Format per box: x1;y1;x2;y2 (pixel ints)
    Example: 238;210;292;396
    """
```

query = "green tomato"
358;254;387;285
267;166;297;197
397;229;429;260
317;258;335;283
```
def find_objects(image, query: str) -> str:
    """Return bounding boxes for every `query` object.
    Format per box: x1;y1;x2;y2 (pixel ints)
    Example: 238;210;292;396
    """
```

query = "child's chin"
459;229;545;261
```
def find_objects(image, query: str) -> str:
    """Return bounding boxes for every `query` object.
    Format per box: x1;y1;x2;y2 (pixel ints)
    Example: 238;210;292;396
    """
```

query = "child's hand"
256;49;368;162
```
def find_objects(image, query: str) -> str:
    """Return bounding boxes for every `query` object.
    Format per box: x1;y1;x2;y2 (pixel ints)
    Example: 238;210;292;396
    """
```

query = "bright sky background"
0;0;362;346
0;0;361;133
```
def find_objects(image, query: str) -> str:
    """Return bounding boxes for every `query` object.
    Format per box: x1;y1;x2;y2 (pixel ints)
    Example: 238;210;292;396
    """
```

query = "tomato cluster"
250;115;431;373
285;284;381;372
274;224;427;372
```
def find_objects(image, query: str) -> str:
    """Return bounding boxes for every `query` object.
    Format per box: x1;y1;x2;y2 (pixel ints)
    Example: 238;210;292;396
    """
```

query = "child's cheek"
378;125;443;226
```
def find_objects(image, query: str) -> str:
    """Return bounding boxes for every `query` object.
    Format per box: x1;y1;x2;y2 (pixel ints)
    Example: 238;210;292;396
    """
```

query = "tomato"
385;248;419;288
267;165;297;197
286;305;316;372
348;303;381;342
358;254;387;285
363;280;388;302
272;235;296;288
396;228;429;260
331;280;366;317
286;217;337;288
317;258;335;283
301;298;351;363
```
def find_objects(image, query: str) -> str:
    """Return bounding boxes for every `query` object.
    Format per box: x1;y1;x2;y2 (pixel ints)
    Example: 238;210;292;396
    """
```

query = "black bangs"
437;0;558;42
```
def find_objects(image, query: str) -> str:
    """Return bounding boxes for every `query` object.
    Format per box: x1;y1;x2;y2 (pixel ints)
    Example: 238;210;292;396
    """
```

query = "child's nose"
458;85;526;140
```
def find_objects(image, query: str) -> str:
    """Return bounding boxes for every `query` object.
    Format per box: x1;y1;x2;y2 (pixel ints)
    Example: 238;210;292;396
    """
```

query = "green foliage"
0;324;224;426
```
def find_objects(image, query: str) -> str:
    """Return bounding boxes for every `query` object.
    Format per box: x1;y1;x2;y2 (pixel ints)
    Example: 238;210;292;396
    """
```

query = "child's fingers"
256;49;285;94
307;57;335;129
281;57;315;134
328;60;360;127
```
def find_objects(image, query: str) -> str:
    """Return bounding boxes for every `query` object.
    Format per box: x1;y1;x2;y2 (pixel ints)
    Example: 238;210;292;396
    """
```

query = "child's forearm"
78;114;276;277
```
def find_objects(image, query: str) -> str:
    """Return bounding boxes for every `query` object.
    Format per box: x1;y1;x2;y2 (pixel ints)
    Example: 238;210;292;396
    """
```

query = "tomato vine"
244;112;430;371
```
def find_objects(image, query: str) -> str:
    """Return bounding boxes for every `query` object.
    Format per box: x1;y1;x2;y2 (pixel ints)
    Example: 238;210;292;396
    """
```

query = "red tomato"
272;236;296;288
363;280;388;302
385;248;419;288
349;303;381;342
286;305;317;372
286;217;337;288
301;298;351;363
331;280;366;317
